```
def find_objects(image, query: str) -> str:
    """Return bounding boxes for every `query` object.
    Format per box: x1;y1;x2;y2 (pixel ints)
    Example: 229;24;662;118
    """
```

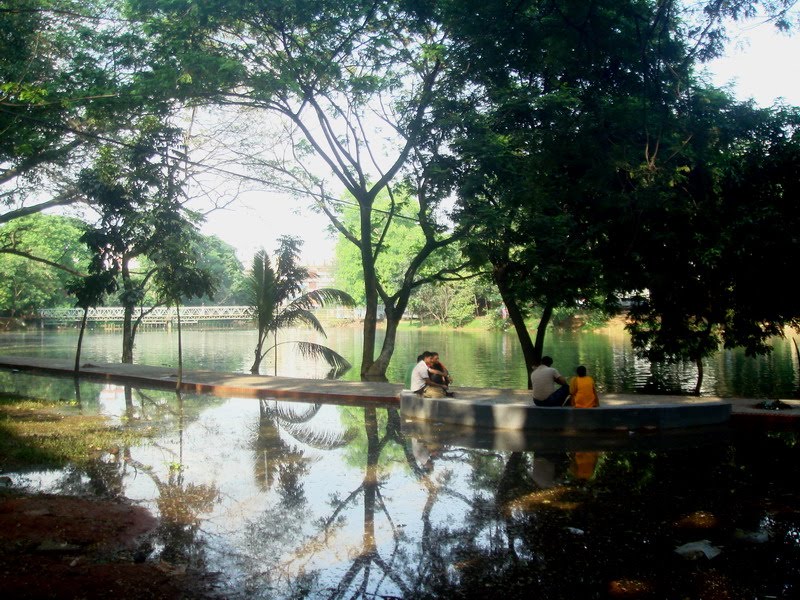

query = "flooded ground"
2;370;800;599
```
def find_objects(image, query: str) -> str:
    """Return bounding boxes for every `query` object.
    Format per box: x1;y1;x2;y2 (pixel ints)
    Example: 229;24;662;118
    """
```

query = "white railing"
37;305;376;325
39;306;255;324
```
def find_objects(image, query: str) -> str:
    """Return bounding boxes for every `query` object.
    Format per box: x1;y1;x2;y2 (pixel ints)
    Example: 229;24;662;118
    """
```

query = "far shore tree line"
3;0;800;392
0;211;548;330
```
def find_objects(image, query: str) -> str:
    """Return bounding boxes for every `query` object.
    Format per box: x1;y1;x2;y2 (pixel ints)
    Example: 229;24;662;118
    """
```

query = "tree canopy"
0;214;91;316
438;0;800;385
1;0;799;386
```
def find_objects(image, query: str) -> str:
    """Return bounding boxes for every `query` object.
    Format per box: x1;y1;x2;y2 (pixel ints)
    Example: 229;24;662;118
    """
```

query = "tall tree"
623;99;800;393
79;119;205;363
443;0;799;383
444;0;686;380
150;209;216;387
128;0;466;380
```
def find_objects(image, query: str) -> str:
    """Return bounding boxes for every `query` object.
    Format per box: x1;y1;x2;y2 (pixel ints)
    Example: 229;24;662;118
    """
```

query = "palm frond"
248;250;278;332
275;307;327;336
287;288;356;311
282;422;357;450
268;402;323;424
295;341;352;372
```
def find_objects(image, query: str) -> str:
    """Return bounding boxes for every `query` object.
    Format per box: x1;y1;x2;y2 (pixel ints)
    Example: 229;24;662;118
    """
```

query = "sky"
705;19;800;107
200;19;800;268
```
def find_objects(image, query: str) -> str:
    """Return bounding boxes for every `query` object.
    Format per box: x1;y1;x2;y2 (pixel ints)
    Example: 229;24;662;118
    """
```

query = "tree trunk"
121;263;135;363
494;266;538;388
74;306;88;374
176;304;183;390
364;290;413;381
694;357;704;396
250;333;266;374
359;205;380;378
364;307;400;382
533;302;554;363
121;304;134;363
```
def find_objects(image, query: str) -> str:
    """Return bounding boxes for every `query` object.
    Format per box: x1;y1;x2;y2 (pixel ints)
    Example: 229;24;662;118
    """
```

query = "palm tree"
248;236;354;375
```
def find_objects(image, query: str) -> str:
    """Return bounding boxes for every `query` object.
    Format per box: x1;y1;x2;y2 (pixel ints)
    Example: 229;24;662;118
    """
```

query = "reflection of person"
531;356;569;406
569;451;600;479
412;438;437;472
569;365;600;408
531;455;557;488
428;352;454;397
531;452;570;488
410;351;447;398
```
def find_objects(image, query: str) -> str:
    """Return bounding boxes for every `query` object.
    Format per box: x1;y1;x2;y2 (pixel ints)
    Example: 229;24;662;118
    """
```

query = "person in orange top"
569;365;599;408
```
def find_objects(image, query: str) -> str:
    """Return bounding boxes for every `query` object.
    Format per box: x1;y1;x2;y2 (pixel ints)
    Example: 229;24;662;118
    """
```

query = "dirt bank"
0;490;217;599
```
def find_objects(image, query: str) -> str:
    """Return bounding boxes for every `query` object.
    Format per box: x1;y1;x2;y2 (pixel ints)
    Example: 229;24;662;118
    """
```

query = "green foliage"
623;101;800;367
190;236;246;305
333;192;429;305
440;0;800;381
77;119;210;362
1;0;176;222
128;0;466;378
409;278;487;328
0;214;91;316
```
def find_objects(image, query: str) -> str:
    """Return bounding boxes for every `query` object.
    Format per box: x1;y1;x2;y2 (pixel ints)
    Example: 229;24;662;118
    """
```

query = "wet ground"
0;492;216;599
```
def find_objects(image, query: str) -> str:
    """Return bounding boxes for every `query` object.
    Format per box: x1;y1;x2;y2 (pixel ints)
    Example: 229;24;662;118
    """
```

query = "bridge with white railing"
39;305;255;325
38;305;371;326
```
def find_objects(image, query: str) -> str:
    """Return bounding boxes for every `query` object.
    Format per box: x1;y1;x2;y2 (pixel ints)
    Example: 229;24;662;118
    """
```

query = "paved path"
1;356;798;429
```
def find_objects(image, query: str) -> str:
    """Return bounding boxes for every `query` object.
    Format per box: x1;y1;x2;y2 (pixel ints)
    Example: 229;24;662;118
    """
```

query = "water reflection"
2;376;800;598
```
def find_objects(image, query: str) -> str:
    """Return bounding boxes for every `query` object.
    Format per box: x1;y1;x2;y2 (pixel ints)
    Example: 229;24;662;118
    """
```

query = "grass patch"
398;316;495;331
0;391;149;471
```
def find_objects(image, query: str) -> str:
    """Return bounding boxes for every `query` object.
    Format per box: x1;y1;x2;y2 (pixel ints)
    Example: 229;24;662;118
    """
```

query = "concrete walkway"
1;355;798;430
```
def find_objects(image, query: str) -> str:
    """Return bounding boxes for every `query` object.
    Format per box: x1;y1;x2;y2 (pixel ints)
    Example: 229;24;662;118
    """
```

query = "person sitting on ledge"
531;356;569;406
569;365;600;408
428;351;454;397
410;351;447;398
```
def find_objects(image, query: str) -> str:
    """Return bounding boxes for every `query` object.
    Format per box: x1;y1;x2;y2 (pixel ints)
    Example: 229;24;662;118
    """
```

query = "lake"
1;322;797;398
1;326;799;598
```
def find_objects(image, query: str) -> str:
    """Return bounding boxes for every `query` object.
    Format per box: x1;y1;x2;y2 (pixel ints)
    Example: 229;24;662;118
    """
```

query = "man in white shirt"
410;351;446;398
531;356;569;406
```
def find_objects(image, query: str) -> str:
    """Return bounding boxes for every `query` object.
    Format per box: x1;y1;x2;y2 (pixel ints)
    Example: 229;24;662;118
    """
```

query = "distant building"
303;263;336;292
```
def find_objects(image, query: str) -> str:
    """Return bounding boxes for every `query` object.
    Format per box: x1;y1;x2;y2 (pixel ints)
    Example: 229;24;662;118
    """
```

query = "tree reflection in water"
122;388;219;572
16;376;799;599
239;402;800;599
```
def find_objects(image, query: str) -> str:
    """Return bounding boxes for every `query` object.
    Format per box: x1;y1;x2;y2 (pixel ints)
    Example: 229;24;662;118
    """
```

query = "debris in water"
674;540;722;559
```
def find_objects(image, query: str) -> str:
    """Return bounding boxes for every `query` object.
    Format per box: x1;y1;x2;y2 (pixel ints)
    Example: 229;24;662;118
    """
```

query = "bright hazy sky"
201;20;800;267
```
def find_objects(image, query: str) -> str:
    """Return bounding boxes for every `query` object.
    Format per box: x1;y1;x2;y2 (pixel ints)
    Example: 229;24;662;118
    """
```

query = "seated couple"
531;356;599;408
411;351;453;398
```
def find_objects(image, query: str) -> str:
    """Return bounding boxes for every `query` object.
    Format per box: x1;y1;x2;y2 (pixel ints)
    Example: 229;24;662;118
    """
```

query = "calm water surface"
1;324;798;397
0;372;798;599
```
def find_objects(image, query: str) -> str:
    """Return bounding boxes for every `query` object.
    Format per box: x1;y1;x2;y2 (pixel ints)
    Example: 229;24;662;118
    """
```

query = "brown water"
1;373;798;599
